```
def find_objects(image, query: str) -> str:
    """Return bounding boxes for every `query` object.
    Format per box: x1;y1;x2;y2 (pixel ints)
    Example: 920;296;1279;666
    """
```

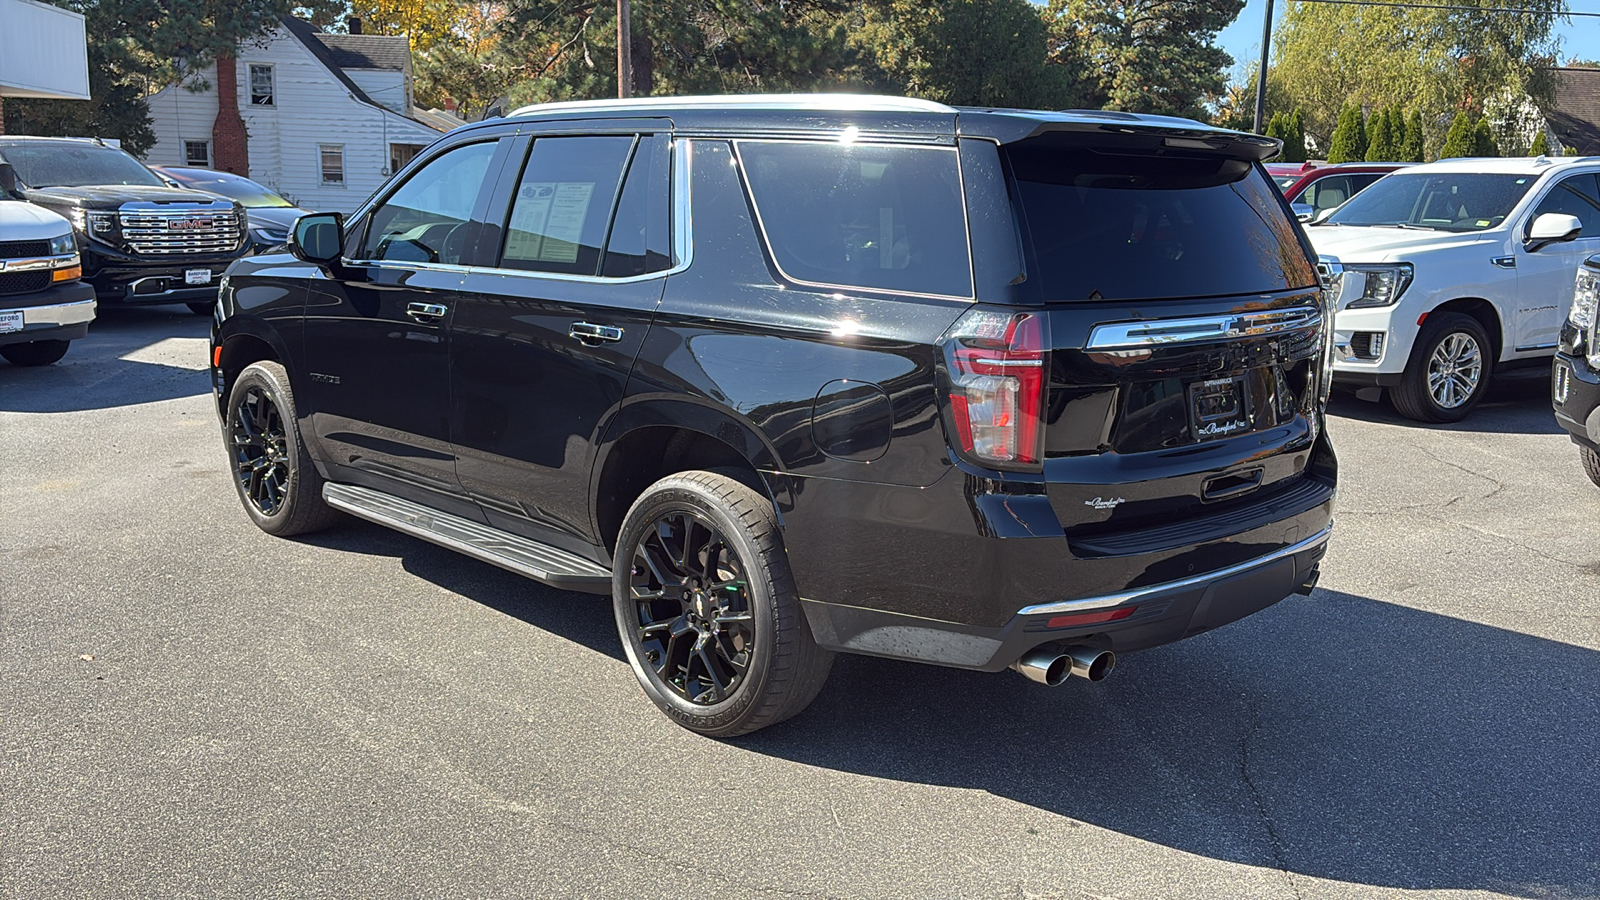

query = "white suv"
1307;156;1592;421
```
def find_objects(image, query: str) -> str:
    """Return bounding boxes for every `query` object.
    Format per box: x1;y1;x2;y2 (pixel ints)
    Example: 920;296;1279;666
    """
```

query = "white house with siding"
142;17;460;213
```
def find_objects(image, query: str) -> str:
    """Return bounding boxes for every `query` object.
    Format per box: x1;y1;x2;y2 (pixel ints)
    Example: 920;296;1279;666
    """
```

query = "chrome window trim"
0;253;78;272
1018;526;1333;617
1086;305;1324;350
730;138;977;302
351;138;693;287
510;94;957;119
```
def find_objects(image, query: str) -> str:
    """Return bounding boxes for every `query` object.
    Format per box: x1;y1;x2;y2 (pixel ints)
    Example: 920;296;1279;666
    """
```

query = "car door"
1514;172;1600;354
448;126;673;547
300;136;512;517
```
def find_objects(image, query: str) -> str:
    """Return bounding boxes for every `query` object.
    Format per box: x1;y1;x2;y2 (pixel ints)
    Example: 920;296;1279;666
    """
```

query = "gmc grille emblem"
170;218;211;230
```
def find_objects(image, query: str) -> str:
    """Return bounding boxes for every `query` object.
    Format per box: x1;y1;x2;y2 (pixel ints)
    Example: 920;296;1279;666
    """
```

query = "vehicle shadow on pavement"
1330;369;1562;435
736;589;1598;898
0;305;211;413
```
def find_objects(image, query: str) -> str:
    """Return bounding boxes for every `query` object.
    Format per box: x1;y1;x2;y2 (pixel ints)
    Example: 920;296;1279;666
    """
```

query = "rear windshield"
1006;141;1317;302
738;141;973;297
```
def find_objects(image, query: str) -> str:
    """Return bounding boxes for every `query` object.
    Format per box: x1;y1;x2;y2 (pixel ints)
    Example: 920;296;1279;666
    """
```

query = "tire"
186;301;215;316
1390;312;1493;423
0;340;70;367
1582;446;1600;489
224;361;341;536
613;470;834;738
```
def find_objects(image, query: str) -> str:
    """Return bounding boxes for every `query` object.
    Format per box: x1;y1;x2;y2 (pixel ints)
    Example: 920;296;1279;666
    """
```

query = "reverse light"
940;308;1047;468
1344;263;1413;309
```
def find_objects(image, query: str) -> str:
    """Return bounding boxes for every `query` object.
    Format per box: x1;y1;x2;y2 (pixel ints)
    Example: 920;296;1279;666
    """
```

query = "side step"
322;483;613;594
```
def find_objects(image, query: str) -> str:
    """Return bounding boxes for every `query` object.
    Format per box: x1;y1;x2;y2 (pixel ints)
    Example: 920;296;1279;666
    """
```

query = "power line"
1297;0;1595;16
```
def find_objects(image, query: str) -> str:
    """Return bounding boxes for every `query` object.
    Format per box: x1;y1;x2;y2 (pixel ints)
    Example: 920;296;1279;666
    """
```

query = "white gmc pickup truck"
1308;155;1596;421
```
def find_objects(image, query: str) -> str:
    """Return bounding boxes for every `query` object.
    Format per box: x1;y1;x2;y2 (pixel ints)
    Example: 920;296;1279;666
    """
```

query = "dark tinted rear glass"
739;141;973;297
1007;141;1317;302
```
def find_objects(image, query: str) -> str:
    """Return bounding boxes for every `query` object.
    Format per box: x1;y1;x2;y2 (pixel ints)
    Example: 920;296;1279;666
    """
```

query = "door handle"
569;322;624;344
406;302;448;322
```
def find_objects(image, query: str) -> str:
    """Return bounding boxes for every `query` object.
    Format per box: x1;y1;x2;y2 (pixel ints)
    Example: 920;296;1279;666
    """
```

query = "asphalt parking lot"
3;307;1596;899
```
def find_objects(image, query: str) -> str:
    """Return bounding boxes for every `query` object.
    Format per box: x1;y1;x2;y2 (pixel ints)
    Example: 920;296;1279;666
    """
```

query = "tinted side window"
1530;174;1600;239
499;135;632;276
362;141;497;264
738;141;973;297
602;134;671;277
1006;138;1317;302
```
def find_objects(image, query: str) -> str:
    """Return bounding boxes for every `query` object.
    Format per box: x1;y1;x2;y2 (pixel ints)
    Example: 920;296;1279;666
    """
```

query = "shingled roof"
1547;67;1600;155
313;33;410;72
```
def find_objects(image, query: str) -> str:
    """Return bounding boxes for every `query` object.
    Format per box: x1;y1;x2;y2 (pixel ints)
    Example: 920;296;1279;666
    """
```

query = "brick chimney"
212;54;250;175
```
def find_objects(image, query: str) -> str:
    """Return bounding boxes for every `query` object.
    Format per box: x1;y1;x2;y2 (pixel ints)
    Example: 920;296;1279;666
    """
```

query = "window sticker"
506;181;594;264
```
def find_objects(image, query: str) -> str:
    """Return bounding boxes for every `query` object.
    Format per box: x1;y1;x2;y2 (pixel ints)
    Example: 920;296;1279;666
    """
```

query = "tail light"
938;308;1047;469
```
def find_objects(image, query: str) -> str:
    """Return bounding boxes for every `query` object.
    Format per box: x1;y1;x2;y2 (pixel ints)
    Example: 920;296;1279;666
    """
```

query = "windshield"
0;142;166;189
173;173;293;208
1325;172;1536;231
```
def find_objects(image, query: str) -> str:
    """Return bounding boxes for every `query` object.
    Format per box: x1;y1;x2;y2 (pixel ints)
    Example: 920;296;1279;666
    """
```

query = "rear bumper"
0;283;97;346
801;526;1331;671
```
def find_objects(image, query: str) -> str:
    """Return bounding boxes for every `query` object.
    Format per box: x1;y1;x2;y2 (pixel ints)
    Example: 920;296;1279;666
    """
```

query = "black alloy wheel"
629;510;757;705
1582;446;1600;489
231;385;290;516
224;361;340;536
613;470;833;737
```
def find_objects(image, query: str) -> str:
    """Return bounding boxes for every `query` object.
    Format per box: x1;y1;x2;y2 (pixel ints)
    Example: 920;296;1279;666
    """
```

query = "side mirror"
0;163;19;198
1291;202;1313;223
1313;207;1338;224
1527;212;1582;252
290;212;343;265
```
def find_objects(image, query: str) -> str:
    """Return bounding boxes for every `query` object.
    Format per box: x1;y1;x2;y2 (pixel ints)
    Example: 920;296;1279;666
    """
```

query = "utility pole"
1252;0;1275;134
617;0;633;99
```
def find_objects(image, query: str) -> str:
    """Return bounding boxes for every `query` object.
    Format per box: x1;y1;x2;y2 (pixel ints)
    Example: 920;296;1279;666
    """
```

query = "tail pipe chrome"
1011;644;1116;686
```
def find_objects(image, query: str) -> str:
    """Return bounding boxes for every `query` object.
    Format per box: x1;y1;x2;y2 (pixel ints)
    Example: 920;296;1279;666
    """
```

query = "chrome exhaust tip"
1062;646;1116;682
1011;645;1116;685
1011;646;1072;686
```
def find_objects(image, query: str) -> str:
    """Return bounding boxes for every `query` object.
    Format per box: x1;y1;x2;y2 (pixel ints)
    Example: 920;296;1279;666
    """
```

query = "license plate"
0;310;21;334
185;268;213;286
1188;376;1252;441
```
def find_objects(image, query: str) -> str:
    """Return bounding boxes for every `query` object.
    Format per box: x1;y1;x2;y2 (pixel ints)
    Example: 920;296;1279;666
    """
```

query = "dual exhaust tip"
1011;644;1116;686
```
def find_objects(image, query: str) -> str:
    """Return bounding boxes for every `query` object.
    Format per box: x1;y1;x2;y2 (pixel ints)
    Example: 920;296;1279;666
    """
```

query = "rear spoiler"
956;109;1282;163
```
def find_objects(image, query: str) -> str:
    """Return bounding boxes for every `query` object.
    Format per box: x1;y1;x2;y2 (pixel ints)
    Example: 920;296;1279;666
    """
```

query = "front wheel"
613;470;834;738
1581;446;1600;489
1390;312;1493;423
225;361;341;536
0;340;70;367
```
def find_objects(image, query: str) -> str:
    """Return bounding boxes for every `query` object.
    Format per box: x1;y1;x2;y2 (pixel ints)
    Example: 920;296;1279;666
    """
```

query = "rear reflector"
1047;607;1136;629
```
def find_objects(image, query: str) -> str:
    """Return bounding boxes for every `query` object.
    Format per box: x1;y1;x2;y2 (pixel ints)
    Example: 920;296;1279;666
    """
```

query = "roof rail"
508;93;957;119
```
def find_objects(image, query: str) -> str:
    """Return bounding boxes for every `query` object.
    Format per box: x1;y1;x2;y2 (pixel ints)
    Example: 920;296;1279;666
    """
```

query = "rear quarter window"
1006;140;1318;302
737;141;973;297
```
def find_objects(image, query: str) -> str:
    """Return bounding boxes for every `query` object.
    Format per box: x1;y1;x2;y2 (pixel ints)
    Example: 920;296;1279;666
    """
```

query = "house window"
319;144;344;185
184;141;210;167
249;64;274;106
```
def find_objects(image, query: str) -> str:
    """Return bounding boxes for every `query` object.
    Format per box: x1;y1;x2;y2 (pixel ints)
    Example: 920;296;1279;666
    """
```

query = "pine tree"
1354;107;1369;161
1265;112;1286;143
1403;110;1426;162
1287;109;1307;162
1328;103;1363;163
1439;112;1476;158
1473;118;1499;157
1366;106;1395;161
1531;130;1550;157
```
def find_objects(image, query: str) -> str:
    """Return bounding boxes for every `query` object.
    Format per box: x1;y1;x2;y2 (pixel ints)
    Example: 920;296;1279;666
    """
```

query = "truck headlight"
48;233;75;255
1344;263;1413;309
1571;266;1599;330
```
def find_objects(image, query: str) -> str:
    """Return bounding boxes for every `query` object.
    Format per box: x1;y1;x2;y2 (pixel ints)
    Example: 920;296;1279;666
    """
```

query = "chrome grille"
119;208;243;255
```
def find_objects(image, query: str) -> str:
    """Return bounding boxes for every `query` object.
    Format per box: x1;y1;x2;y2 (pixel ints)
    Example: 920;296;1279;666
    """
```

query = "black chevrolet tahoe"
0;137;249;315
1554;254;1600;485
210;95;1338;737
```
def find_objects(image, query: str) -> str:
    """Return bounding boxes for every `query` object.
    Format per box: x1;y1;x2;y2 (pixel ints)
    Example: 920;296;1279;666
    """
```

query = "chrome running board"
322;483;612;593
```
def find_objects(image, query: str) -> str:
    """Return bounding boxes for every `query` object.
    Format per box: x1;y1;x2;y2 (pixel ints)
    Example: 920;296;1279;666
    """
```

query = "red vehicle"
1267;161;1413;222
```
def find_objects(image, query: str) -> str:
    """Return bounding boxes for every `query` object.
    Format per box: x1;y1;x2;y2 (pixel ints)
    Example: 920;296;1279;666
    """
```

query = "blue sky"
1215;1;1600;79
